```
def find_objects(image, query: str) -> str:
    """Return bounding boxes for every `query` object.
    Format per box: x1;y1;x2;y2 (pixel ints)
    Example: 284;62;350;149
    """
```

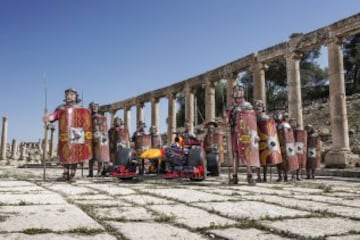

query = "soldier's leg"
276;164;282;182
69;164;77;182
231;152;239;184
57;164;70;181
296;169;301;181
87;159;94;177
311;168;316;179
290;170;296;181
110;151;115;164
306;166;311;179
263;166;267;182
246;165;256;186
283;170;288;182
256;167;261;182
97;161;103;176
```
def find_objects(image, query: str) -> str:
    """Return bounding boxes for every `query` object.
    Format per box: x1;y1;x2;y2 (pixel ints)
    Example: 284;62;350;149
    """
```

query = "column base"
325;149;360;168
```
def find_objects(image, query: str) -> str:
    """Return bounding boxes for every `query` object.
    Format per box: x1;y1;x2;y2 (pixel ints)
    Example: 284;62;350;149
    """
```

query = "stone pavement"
0;166;360;240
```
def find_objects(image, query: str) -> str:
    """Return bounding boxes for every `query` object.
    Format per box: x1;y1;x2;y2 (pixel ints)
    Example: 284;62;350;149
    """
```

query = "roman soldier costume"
203;121;224;176
224;82;260;185
275;112;299;182
255;100;282;182
108;117;130;163
43;88;92;182
87;102;110;177
305;124;321;179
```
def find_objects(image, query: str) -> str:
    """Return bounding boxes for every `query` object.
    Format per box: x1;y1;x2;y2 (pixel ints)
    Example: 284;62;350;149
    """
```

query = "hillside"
302;93;360;157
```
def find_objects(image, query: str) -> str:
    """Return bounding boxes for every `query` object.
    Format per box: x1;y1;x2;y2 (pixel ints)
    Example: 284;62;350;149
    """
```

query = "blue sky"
1;0;360;143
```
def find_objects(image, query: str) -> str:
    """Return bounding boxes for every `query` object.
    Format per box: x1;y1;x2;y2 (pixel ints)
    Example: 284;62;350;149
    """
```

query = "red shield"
294;129;307;169
257;118;282;166
58;108;92;163
108;126;130;161
135;134;151;154
236;110;260;168
307;134;321;170
117;127;130;147
277;123;299;172
203;132;224;164
92;115;110;162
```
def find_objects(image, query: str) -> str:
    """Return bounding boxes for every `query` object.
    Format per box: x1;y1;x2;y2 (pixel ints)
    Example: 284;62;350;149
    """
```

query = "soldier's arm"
223;106;231;125
43;106;61;123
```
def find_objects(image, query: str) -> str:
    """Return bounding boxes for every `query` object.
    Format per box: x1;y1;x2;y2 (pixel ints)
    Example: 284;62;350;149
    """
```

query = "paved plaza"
0;166;360;240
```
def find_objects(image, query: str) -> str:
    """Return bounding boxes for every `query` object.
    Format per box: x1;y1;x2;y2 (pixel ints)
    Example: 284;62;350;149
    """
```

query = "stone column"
124;106;132;133
184;83;195;134
167;92;177;144
252;62;268;107
325;37;353;168
110;109;117;126
41;137;48;163
19;142;26;161
0;116;8;160
205;81;216;122
38;138;43;152
286;51;304;129
151;97;160;131
194;96;198;126
11;139;17;161
224;74;236;166
226;74;236;107
136;102;144;125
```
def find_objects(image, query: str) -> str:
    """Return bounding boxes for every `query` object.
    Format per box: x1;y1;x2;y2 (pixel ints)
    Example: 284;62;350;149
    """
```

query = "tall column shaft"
286;52;304;129
1;116;8;160
167;93;177;144
185;84;194;133
19;143;26;160
325;38;354;168
226;75;236;107
124;106;131;133
205;82;216;122
253;62;267;106
110;110;117;126
194;96;198;126
11;139;17;160
151;97;160;131
136;103;144;125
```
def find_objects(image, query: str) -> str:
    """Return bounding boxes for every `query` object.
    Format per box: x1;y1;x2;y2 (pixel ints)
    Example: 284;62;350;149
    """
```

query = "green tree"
343;33;360;93
176;93;185;127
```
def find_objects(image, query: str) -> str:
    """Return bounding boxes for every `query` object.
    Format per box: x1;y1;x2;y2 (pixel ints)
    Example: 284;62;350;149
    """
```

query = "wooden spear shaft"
42;76;48;181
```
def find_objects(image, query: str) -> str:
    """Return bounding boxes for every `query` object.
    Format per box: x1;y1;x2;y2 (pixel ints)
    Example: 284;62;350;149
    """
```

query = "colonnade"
99;13;360;167
2;13;359;168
